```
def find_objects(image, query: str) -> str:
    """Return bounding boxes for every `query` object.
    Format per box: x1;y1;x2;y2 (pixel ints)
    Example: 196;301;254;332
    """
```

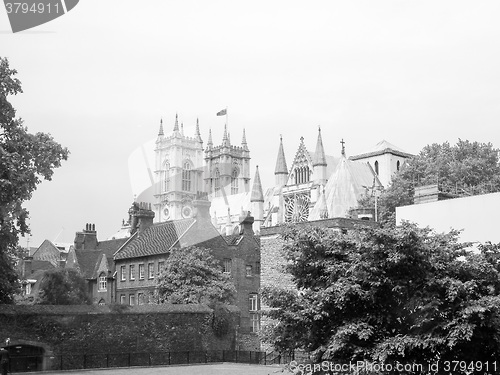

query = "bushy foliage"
360;140;500;222
156;246;236;305
0;57;69;303
35;268;91;305
262;223;500;368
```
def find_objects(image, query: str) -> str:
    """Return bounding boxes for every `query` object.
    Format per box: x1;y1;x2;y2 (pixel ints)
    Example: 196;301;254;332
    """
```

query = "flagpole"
226;107;228;127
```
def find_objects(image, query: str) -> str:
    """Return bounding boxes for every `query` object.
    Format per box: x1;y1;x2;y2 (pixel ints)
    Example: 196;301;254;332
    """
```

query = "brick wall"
0;304;238;355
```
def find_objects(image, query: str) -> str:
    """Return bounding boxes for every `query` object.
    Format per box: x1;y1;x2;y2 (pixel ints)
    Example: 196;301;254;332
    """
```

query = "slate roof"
350;140;413;160
75;250;102;279
114;218;196;260
31;260;55;272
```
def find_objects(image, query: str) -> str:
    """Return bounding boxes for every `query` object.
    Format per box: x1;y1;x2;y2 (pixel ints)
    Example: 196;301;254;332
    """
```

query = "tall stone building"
262;129;413;226
153;115;205;222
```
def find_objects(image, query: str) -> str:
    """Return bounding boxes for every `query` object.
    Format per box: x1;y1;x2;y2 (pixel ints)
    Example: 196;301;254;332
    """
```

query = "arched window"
214;169;220;197
164;162;170;192
98;299;106;305
98;272;107;291
374;160;379;175
231;169;238;194
396;160;400;171
182;162;192;191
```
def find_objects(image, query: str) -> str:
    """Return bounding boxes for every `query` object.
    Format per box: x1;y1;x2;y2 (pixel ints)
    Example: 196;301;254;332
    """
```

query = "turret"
312;126;327;185
250;166;264;233
274;135;288;187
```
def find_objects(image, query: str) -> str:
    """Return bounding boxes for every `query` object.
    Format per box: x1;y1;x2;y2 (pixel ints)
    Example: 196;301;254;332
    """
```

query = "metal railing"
7;349;275;372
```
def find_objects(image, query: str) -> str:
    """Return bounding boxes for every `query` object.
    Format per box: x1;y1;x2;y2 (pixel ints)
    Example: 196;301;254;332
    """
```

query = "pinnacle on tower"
222;123;229;146
312;126;327;166
173;113;179;132
274;134;288;175
251;165;264;202
241;128;248;149
207;128;213;148
158;118;164;136
195;118;203;143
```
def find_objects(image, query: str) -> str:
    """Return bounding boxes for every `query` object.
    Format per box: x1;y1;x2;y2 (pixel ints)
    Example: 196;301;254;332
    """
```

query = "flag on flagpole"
216;109;227;116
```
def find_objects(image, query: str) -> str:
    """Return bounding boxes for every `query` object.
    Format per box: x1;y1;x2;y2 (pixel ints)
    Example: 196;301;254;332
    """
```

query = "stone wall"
0;304;240;355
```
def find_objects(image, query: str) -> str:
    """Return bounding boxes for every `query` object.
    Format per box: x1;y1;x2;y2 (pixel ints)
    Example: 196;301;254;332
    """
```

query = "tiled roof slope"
114;218;196;260
75;250;102;279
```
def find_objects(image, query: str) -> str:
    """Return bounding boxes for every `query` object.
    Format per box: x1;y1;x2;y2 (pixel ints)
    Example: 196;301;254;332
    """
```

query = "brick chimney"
74;223;98;250
23;256;33;277
239;211;255;236
129;202;155;236
192;192;211;220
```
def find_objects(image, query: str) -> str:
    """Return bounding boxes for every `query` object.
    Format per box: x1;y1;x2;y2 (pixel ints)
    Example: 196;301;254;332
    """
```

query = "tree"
156;246;236;305
34;268;91;305
262;223;500;368
0;57;69;303
359;140;500;222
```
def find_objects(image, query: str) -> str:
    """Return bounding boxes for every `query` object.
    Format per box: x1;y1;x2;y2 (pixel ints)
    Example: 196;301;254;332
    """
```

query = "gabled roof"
350;140;413;160
114;218;196;260
74;250;103;279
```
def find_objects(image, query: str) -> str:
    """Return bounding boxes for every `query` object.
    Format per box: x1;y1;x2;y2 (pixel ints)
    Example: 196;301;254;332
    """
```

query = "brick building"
66;224;128;305
113;196;260;344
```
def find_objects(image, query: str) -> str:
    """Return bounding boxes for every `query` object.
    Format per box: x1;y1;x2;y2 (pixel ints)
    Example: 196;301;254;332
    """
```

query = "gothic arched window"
396;160;400;171
374;160;379;175
214;169;220;197
163;161;170;192
182;162;192;191
231;169;238;194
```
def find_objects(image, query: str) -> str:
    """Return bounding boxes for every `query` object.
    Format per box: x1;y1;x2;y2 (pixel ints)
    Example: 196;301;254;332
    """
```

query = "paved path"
38;363;286;375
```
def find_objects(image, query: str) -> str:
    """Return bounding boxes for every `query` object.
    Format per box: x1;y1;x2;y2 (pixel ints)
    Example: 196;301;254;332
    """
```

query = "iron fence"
7;349;281;373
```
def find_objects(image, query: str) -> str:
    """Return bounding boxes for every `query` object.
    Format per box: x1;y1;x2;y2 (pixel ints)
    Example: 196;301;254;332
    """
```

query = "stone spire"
173;113;179;132
222;124;229;146
207;128;213;148
195;118;203;143
158;118;164;136
275;134;288;177
241;128;248;150
251;166;264;233
312;126;327;166
250;165;264;202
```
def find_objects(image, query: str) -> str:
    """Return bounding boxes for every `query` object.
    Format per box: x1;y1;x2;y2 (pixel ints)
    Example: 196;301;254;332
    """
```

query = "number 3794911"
5;2;61;14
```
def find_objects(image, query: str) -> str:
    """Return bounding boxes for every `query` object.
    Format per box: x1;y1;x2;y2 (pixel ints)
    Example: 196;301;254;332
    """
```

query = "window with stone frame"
246;265;253;277
214;168;221;197
130;264;136;280
120;266;126;281
231;168;238;194
148;263;154;279
129;294;135;306
98;272;107;291
139;264;145;280
249;293;260;333
138;292;144;305
223;258;231;274
182;161;192;191
120;294;126;304
284;192;311;223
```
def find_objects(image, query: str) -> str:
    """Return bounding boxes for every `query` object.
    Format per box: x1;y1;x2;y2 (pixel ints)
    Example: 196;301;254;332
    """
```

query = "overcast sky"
2;1;500;248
